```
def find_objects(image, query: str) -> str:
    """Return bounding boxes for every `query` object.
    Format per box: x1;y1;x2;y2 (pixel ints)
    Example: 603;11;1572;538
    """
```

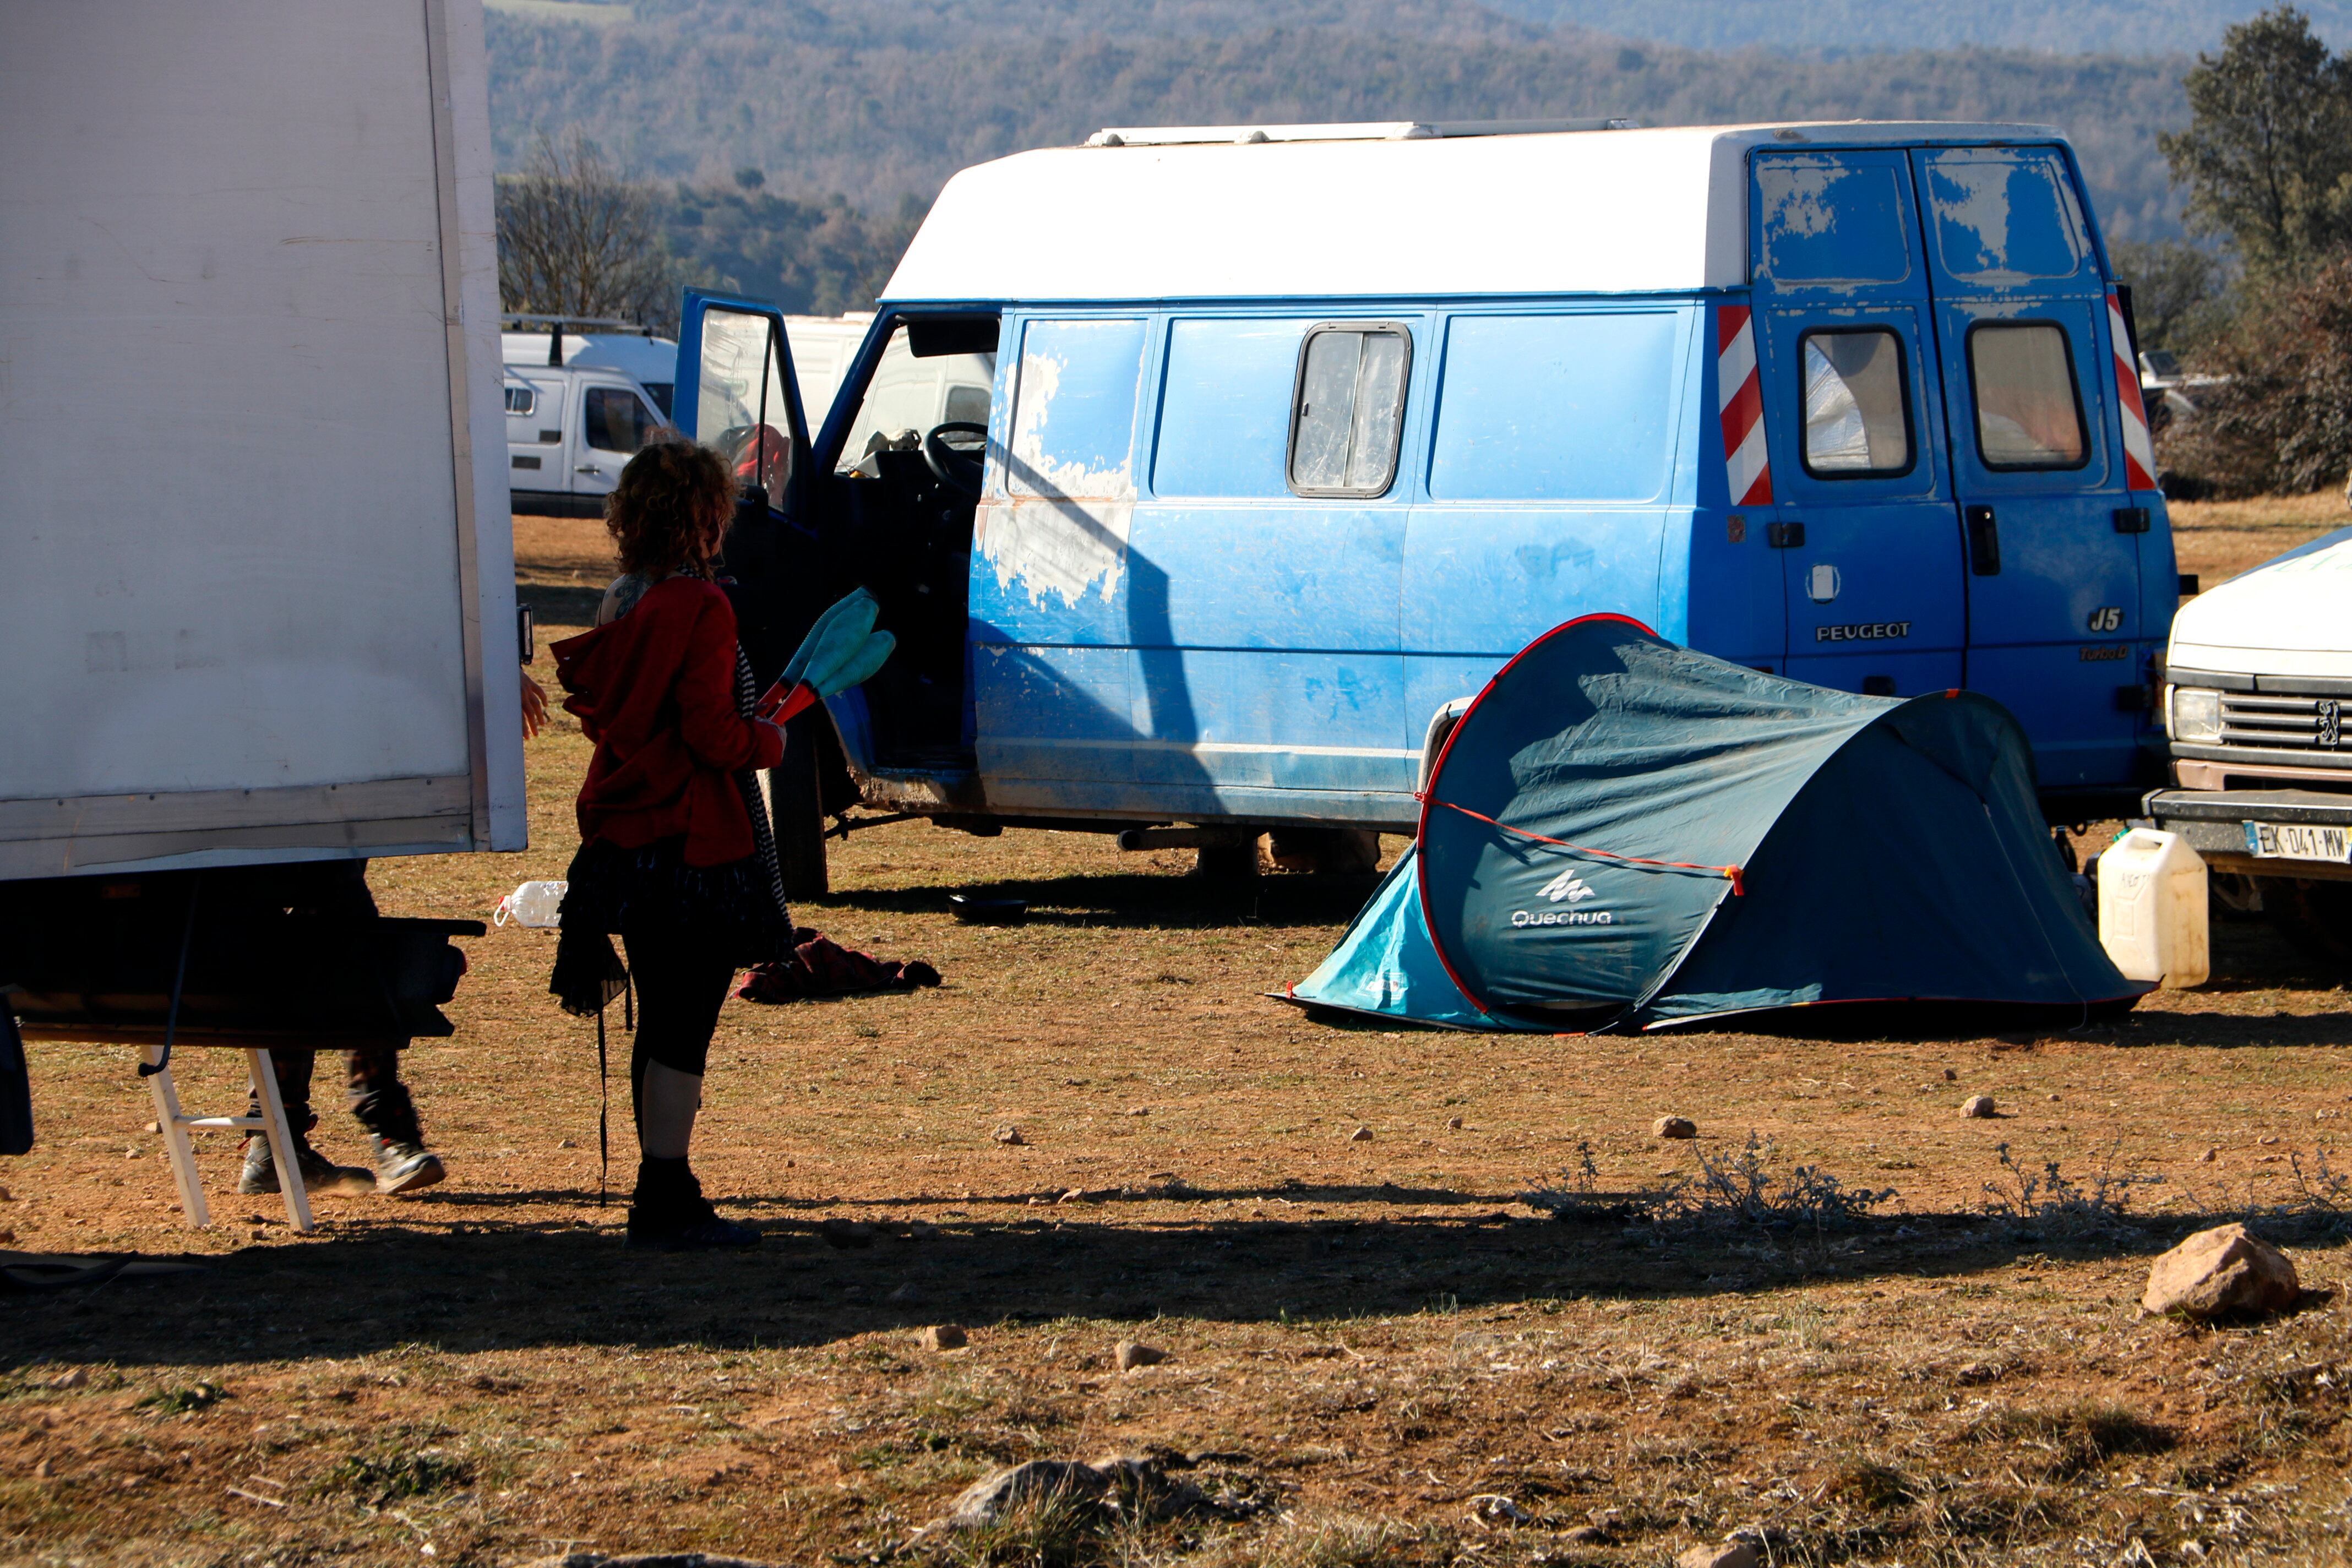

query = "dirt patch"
514;512;619;627
2169;488;2347;588
4;504;2350;1565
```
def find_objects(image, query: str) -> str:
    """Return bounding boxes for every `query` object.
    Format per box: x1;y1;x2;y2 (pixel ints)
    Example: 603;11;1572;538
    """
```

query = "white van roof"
499;331;676;386
881;122;2068;303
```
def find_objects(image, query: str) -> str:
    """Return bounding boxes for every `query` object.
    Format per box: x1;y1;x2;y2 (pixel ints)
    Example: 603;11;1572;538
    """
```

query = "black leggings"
255;1046;420;1145
620;923;738;1101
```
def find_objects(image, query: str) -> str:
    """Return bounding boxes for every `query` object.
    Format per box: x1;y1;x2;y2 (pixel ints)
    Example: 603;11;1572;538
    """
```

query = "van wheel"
1268;827;1382;874
1194;840;1263;884
2209;872;2266;921
768;736;829;902
2263;878;2352;977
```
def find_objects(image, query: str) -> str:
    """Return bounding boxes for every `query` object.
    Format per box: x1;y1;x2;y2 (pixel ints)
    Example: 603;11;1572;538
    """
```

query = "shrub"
2165;254;2352;496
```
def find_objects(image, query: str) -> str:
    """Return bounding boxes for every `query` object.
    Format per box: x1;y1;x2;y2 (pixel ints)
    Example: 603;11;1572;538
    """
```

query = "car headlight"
2169;685;2223;744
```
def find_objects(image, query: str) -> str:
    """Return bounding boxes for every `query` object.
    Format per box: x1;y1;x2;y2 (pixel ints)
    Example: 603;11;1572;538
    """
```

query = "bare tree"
496;133;677;331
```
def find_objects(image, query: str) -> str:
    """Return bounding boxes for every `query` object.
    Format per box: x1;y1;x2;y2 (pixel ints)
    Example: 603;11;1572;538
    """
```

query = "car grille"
2219;692;2348;753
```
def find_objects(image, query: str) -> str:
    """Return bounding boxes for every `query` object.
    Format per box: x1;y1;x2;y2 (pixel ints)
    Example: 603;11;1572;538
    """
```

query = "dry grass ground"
5;502;2351;1567
2168;491;2350;589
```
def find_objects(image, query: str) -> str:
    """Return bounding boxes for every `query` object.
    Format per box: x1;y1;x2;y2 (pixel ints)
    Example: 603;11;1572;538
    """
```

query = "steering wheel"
921;421;988;497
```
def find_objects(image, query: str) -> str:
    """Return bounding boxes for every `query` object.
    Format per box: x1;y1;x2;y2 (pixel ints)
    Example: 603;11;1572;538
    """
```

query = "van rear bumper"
2142;786;2352;883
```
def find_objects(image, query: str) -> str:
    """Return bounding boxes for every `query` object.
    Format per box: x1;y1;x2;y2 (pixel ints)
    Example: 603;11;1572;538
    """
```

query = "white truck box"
0;0;524;881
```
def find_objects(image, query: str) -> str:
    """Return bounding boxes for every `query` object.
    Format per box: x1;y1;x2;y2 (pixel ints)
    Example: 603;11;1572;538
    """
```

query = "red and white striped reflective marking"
2108;292;2157;491
1717;304;1772;506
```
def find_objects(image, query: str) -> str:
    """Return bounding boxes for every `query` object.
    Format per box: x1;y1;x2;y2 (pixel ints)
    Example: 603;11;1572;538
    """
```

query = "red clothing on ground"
551;576;783;867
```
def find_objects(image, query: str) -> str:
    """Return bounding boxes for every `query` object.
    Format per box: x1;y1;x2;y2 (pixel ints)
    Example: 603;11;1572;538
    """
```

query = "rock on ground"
818;1218;874;1249
1653;1116;1698;1139
2142;1223;2300;1319
937;1453;1225;1532
944;1460;1110;1527
918;1324;967;1351
1679;1543;1760;1568
1116;1340;1168;1369
1961;1095;1997;1119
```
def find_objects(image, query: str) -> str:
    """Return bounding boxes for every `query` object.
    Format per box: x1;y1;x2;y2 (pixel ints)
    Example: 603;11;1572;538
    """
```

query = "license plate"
2243;820;2352;862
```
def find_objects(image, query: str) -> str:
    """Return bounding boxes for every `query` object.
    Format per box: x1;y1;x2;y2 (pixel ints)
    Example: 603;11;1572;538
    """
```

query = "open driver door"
674;290;839;895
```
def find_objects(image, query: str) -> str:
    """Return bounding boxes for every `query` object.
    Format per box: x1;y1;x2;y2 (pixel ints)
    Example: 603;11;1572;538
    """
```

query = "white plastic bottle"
2096;829;2209;987
494;879;568;929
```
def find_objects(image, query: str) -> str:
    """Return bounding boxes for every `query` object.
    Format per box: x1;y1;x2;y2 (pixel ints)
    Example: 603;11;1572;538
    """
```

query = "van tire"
1268;827;1381;875
2263;877;2352;977
769;734;829;903
1194;840;1263;884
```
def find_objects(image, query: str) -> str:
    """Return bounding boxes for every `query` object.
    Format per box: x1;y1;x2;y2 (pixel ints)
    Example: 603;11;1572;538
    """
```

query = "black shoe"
238;1135;375;1197
371;1137;446;1195
625;1159;759;1251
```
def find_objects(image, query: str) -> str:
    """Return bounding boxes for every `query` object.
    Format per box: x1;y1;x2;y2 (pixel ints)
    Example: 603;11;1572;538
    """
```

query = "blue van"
674;120;2176;885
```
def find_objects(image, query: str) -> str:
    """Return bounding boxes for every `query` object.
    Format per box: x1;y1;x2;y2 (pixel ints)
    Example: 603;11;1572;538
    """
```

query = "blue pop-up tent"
1290;616;2139;1032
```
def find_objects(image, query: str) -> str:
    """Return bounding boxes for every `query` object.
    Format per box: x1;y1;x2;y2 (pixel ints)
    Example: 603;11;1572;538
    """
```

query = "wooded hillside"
487;0;2196;242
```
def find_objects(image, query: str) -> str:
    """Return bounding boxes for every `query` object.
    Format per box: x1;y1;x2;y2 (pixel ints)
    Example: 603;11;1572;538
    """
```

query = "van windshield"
836;325;995;475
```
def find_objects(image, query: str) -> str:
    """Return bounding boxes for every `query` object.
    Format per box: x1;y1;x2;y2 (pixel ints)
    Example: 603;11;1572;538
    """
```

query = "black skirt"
558;835;792;965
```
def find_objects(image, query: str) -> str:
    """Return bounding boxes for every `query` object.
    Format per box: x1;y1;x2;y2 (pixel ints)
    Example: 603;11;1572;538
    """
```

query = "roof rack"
1085;117;1631;148
499;312;652;367
1425;118;1634;137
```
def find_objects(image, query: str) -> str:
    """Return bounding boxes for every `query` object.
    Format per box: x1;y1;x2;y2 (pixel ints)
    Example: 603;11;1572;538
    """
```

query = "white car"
2148;525;2352;967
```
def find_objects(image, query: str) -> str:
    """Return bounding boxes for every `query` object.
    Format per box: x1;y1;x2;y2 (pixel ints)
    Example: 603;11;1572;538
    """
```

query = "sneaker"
371;1137;446;1196
238;1135;375;1197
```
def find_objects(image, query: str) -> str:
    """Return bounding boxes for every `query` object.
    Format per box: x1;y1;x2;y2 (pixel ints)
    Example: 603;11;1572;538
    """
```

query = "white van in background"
781;313;994;468
501;322;674;517
781;313;872;425
2146;525;2352;971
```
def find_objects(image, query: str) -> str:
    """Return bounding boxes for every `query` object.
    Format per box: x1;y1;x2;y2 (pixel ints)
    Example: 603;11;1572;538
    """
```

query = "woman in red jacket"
552;439;788;1250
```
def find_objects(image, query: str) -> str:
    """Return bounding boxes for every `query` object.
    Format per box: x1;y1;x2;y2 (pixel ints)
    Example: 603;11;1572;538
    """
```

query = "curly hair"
605;438;734;577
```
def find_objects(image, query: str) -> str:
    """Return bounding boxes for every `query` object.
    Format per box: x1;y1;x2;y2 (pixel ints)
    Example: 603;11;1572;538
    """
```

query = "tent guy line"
1421;796;1747;895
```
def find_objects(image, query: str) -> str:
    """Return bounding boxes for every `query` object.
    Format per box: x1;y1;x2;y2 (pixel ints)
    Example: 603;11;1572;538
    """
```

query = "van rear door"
1749;149;1965;696
1910;145;2144;794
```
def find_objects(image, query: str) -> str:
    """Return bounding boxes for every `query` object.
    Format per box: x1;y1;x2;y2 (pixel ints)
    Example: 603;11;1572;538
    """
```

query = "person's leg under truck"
240;1050;372;1195
346;1044;444;1194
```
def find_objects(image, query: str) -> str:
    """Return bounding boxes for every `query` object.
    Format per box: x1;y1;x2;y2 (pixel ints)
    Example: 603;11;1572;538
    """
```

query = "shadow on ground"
9;1197;2344;1372
810;868;1385;932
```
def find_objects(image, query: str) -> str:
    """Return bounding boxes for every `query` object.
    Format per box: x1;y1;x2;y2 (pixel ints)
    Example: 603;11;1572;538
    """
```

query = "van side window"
1007;317;1147;499
584;387;658;455
1288;324;1410;497
504;384;536;417
1153;318;1306;499
1429;312;1678;502
1799;329;1912;477
1967;323;2086;470
944;384;992;426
